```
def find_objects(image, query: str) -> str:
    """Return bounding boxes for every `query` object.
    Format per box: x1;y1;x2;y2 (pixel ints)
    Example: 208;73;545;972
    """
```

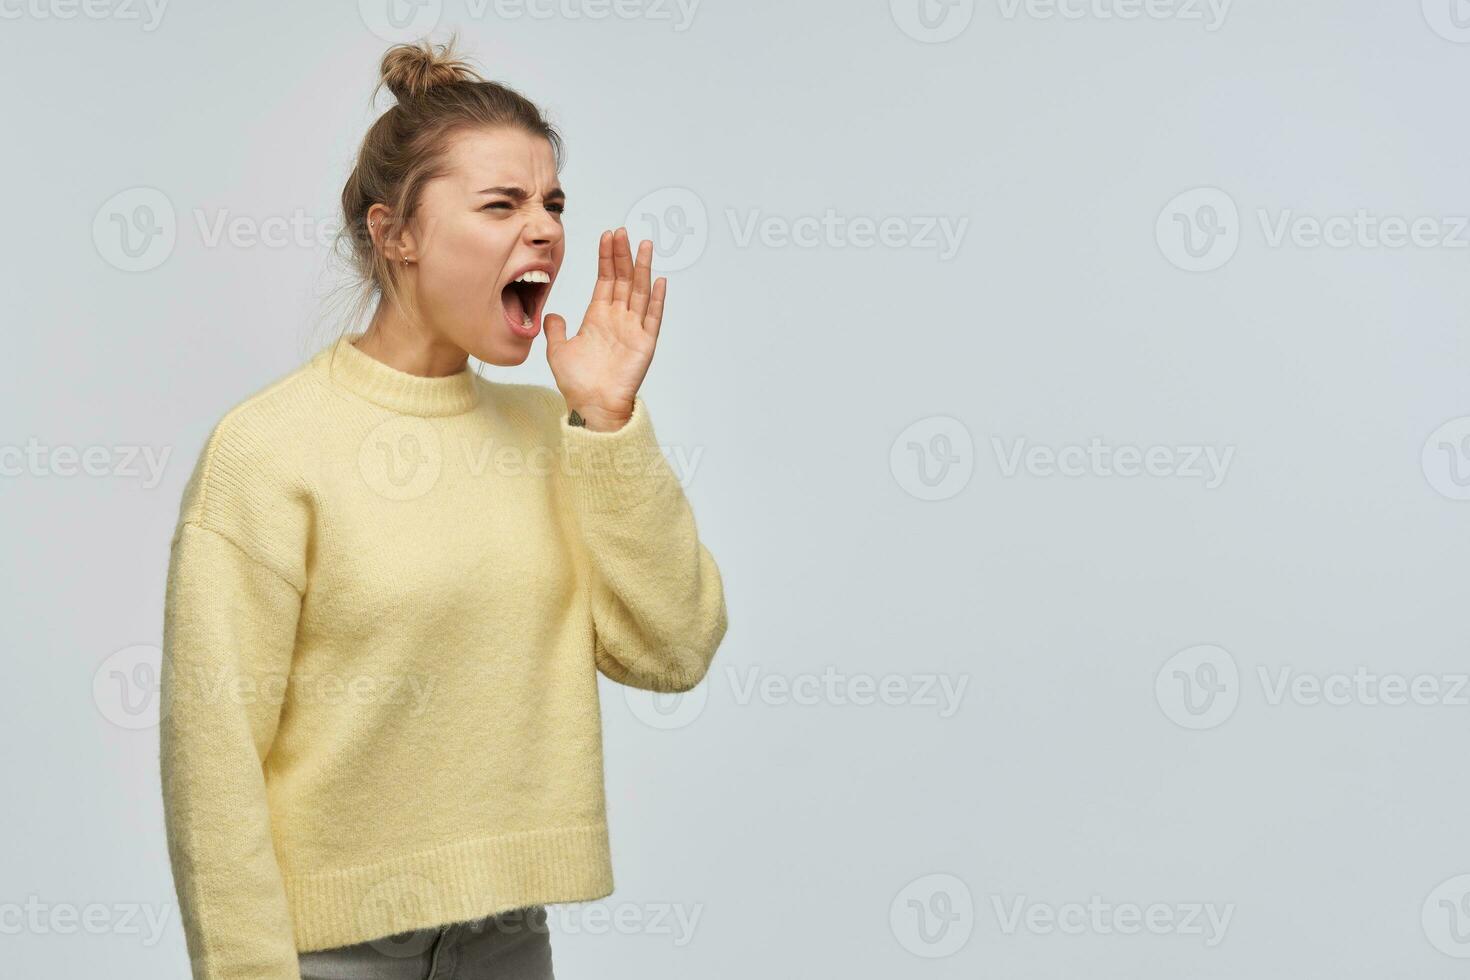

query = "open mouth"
500;270;552;336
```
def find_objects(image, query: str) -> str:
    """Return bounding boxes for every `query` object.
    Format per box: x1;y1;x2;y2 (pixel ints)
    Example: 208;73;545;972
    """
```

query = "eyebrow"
476;185;566;202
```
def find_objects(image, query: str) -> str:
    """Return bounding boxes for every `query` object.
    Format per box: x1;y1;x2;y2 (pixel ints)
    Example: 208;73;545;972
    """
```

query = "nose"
523;206;563;248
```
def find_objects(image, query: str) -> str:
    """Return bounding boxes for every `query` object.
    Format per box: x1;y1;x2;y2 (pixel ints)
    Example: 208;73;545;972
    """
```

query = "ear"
366;203;415;264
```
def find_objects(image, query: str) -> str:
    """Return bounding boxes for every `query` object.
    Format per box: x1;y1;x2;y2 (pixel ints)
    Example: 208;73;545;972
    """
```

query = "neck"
353;311;471;379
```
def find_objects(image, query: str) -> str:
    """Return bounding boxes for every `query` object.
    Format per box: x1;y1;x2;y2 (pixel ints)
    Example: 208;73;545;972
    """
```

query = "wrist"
567;400;634;432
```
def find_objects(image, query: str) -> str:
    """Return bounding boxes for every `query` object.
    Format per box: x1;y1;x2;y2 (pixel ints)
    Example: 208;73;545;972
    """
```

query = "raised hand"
542;227;666;432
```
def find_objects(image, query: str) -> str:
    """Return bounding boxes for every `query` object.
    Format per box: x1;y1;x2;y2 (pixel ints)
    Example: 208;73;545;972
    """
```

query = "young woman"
159;35;729;980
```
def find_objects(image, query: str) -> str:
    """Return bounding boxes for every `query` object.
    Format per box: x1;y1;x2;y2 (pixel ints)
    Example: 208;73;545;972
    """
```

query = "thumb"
542;312;567;348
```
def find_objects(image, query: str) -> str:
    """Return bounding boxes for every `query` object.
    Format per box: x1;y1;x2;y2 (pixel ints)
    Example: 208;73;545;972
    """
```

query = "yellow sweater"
159;331;729;978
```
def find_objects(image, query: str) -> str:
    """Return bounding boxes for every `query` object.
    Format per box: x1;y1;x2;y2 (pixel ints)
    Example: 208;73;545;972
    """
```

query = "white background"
3;0;1470;976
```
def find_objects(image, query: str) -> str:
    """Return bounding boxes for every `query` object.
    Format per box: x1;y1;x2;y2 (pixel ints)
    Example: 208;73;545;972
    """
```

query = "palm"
543;228;667;429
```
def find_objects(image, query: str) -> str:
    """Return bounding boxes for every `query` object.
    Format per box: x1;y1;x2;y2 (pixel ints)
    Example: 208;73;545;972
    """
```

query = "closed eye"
481;201;566;215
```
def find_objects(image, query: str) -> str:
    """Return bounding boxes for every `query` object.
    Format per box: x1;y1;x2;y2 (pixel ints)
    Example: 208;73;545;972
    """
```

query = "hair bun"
378;34;483;102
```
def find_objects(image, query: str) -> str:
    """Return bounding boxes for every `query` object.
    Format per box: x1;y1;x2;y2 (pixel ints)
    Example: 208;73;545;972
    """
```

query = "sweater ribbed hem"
282;823;614;953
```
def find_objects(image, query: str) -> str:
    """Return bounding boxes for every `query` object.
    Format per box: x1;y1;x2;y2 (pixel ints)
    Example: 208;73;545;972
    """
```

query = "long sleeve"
159;415;312;979
549;392;729;693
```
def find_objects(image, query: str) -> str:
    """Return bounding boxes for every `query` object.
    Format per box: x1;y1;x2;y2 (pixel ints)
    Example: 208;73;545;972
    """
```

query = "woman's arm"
549;391;730;692
160;416;309;980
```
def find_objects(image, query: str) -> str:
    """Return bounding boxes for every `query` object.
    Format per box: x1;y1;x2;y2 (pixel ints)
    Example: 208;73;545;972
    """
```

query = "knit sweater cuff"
556;395;676;513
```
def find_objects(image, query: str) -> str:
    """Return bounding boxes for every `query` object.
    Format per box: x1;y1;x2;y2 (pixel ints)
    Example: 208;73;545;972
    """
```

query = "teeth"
513;270;550;284
522;315;533;328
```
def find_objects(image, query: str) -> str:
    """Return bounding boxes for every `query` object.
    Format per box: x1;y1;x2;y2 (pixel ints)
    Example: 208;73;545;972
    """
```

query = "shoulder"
172;359;323;585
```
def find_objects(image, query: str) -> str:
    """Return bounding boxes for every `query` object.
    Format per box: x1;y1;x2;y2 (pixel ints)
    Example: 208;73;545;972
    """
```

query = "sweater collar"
315;331;482;417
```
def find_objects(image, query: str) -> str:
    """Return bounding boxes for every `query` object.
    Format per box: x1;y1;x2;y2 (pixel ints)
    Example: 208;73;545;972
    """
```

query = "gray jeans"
297;905;554;980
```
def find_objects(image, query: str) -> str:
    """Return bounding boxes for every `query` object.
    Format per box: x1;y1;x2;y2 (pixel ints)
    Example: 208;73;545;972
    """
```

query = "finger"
591;230;615;305
629;239;653;320
543;312;567;348
610;227;634;307
643;276;667;339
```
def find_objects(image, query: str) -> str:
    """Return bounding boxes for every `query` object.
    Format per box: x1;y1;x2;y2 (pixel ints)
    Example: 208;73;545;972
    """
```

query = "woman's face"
401;126;565;366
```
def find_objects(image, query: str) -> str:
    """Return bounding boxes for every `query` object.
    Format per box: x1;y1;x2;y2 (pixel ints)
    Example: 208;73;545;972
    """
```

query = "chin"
467;339;533;368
